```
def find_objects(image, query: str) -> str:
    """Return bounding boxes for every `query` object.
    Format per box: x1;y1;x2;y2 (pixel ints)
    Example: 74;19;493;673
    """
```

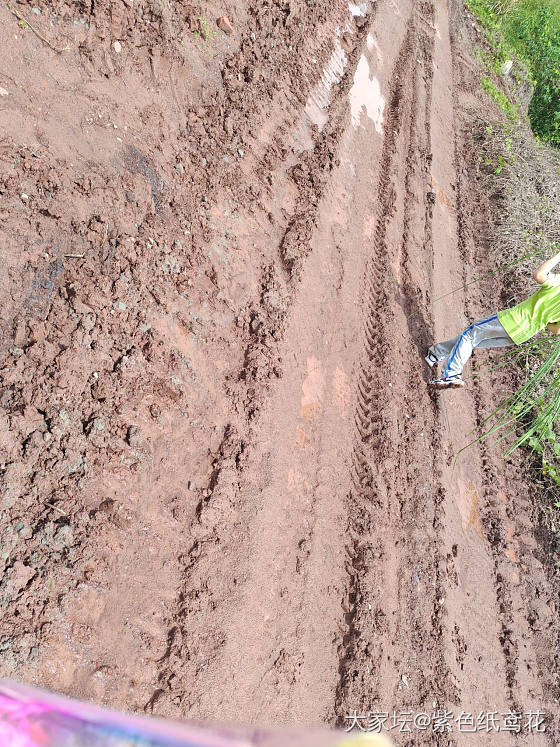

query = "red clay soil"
0;0;559;743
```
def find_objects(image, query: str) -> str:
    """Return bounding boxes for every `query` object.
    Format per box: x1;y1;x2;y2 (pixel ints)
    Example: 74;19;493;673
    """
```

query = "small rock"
175;162;184;174
501;59;513;76
237;149;244;157
32;7;41;14
113;300;127;311
21;193;29;201
67;455;86;474
19;526;33;540
92;417;106;432
126;425;142;447
217;15;234;34
113;40;122;54
52;525;73;551
0;87;8;97
161;255;180;273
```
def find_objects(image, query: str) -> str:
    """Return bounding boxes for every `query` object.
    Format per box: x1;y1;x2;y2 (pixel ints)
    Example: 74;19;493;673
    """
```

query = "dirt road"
0;0;558;743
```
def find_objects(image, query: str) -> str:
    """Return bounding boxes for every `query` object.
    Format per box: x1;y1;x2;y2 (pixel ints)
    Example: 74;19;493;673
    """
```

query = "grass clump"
472;325;560;460
481;75;519;120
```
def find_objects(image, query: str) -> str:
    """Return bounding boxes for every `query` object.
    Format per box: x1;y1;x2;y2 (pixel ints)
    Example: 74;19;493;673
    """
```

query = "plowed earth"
0;0;558;743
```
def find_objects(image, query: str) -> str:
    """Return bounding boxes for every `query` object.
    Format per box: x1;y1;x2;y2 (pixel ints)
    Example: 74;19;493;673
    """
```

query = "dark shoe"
425;348;439;368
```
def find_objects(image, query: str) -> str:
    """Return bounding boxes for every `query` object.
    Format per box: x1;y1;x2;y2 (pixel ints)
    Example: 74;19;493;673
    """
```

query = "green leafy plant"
494;153;506;173
467;0;560;147
192;14;217;55
502;0;560;147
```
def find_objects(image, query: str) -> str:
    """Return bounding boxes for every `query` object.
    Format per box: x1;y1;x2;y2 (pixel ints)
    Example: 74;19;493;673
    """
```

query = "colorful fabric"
497;273;560;344
0;680;394;747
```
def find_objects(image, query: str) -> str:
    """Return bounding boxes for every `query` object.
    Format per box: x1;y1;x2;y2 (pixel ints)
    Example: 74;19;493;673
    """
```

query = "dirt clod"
217;16;234;35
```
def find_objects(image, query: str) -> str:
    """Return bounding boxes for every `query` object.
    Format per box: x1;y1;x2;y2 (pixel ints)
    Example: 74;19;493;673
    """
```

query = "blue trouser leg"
431;314;515;379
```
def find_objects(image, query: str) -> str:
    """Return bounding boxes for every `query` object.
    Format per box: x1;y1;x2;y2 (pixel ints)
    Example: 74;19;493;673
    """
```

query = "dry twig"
6;3;70;53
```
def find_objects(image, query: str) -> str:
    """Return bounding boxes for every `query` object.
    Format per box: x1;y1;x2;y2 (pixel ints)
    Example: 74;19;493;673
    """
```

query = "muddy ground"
0;0;558;743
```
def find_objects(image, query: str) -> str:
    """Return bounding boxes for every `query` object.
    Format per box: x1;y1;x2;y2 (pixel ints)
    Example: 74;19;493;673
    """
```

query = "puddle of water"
349;55;385;133
348;2;368;16
303;1;376;133
367;33;384;65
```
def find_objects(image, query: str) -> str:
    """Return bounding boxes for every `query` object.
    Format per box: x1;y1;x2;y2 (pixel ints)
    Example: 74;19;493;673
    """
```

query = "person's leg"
429;326;513;361
443;314;513;379
429;334;462;362
476;336;514;349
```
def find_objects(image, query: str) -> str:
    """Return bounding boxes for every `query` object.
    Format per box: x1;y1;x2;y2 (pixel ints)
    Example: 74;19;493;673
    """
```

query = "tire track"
337;17;417;713
334;6;457;730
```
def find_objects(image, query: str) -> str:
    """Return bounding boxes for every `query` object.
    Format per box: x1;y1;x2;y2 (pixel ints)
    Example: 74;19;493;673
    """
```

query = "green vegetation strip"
466;0;560;147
